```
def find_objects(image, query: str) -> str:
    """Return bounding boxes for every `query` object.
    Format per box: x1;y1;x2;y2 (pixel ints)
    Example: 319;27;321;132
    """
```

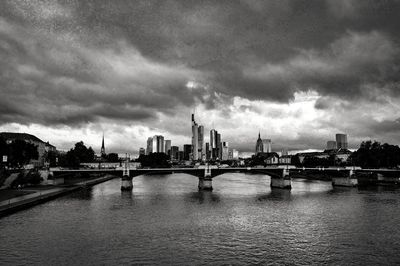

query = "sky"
0;0;399;156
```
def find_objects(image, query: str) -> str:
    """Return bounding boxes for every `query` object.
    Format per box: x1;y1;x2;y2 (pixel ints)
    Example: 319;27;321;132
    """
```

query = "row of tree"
350;141;400;168
45;142;120;168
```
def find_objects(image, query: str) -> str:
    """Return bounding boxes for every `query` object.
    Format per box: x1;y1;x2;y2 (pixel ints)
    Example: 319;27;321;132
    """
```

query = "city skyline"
0;1;399;154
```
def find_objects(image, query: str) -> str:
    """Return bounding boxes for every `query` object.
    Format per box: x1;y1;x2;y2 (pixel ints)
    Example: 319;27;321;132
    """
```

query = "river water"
1;173;400;265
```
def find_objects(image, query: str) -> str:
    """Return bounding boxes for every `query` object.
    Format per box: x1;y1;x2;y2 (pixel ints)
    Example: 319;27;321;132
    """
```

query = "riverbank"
0;175;116;217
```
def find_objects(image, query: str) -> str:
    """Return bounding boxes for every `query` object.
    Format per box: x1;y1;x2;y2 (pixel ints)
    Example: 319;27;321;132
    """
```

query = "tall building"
198;125;204;159
221;142;229;160
336;134;348;149
146;135;164;154
178;151;184;161
232;149;239;160
191;114;199;160
157;135;165;153
205;142;210;160
101;133;106;156
262;139;272;153
216;133;221;159
183;144;192;160
326;141;337;150
165;140;171;155
255;132;272;154
210;129;217;159
139;148;145;156
170;146;179;160
146;137;153;155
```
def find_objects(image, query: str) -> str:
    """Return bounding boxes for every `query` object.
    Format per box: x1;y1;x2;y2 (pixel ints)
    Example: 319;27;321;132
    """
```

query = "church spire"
258;131;261;140
101;133;105;155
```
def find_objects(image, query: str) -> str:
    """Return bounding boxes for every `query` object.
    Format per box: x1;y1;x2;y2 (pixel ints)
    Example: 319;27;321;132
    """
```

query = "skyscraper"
205;142;210;160
191;114;199;160
216;133;221;159
336;134;348;149
170;146;179;160
157;135;164;153
198;125;204;160
326;141;337;150
221;142;229;160
165;140;171;155
210;129;217;159
146;135;165;154
183;144;192;160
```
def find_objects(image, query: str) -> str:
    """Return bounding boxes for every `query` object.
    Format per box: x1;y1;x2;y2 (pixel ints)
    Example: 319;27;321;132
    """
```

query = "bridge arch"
209;168;284;179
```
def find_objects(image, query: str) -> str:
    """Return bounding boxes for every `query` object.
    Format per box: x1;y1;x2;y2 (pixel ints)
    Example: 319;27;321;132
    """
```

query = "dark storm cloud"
0;0;400;134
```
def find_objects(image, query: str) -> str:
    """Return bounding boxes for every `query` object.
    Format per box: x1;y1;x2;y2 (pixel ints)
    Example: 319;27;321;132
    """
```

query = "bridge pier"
120;154;132;191
270;168;291;189
198;177;213;191
332;169;358;187
121;176;133;191
198;164;213;191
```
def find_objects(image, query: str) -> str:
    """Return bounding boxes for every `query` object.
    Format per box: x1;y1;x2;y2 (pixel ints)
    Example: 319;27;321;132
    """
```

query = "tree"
43;150;58;167
62;141;95;168
350;141;400;168
8;140;39;167
0;137;8;157
107;153;119;162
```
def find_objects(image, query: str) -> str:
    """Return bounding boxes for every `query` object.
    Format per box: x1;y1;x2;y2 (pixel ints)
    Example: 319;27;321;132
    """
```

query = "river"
1;173;400;265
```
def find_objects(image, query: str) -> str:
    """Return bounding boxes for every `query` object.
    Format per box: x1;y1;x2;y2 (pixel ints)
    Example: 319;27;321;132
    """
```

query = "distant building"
157;135;165;153
221;145;229;161
198;125;204;159
210;129;217;159
192;114;199;160
205;142;210;160
336;134;348;149
178;151;184;161
139;148;145;156
326;141;337;150
279;155;292;165
262;139;272;153
335;149;352;162
146;137;154;155
216;133;221;159
265;153;279;165
255;132;272;154
297;152;329;163
183;144;192;161
232;149;239;160
146;135;164;154
165;140;171;156
0;132;56;167
170;146;179;160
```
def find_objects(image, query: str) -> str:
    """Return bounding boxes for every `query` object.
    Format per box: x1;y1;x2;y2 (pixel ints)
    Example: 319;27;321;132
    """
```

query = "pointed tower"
255;131;263;155
101;133;106;156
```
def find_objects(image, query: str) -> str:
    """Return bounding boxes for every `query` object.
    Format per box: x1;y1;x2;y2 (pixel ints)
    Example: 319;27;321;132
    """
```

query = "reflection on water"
186;191;221;204
257;189;292;201
1;173;400;265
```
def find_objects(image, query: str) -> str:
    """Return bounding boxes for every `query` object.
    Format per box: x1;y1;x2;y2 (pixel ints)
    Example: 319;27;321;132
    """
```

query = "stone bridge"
52;165;400;191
